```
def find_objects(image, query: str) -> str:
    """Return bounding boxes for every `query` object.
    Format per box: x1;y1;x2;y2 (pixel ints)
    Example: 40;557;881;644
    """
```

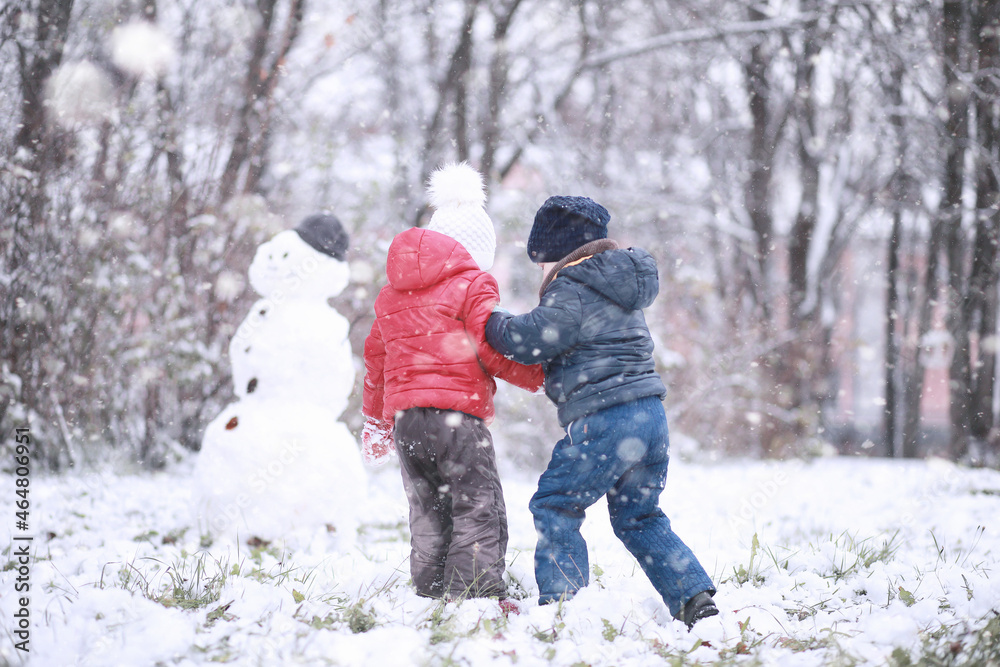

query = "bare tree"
4;0;992;471
884;35;906;457
965;0;1000;458
742;5;782;314
480;0;525;180
2;0;76;468
219;0;306;202
1;0;311;468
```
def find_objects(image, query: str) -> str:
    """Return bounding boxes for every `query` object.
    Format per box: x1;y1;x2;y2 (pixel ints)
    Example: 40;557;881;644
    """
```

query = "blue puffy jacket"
486;240;667;427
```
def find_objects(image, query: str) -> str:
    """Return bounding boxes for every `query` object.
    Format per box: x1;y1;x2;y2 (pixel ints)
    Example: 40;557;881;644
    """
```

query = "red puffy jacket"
363;228;544;425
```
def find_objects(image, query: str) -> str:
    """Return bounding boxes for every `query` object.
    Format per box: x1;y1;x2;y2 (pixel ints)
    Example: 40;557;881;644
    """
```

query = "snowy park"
4;1;1000;666
2;453;999;666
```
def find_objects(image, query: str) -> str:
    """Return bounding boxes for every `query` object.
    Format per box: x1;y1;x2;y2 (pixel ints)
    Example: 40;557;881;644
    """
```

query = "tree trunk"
14;0;74;160
785;2;825;430
219;0;278;202
969;0;1000;452
886;195;903;457
935;0;972;458
885;38;907;457
755;3;831;456
787;6;820;324
218;0;304;203
419;0;479;183
480;0;524;180
4;0;76;468
743;6;777;313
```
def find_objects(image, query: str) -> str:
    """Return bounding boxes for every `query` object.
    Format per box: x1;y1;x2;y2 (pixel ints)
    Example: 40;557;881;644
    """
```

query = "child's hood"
385;227;480;291
558;247;659;310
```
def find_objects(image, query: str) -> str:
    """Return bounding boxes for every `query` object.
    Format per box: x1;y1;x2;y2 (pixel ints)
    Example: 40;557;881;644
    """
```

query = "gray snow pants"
394;407;508;599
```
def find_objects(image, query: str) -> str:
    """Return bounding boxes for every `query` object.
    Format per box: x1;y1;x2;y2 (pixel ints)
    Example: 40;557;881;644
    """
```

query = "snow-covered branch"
580;13;820;71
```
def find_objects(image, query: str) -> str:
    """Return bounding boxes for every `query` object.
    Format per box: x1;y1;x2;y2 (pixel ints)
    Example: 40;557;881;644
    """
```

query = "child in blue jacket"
485;195;718;629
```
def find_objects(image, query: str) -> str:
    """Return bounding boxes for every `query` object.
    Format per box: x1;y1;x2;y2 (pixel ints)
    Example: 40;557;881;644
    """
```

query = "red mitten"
361;418;395;467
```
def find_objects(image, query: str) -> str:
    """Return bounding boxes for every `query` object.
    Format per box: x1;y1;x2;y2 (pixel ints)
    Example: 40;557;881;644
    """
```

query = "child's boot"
675;591;719;630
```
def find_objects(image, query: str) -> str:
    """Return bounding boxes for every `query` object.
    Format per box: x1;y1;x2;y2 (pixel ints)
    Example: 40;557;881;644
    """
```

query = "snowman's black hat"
295;213;349;261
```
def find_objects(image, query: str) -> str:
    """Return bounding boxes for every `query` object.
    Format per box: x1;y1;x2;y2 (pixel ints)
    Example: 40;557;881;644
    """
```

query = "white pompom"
427;162;486;209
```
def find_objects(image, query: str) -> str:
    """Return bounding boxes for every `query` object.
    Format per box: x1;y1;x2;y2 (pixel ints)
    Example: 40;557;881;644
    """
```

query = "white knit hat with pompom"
426;162;496;271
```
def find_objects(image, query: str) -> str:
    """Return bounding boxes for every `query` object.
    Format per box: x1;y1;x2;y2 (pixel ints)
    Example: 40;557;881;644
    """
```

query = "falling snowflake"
215;271;246;303
111;21;175;79
45;61;114;127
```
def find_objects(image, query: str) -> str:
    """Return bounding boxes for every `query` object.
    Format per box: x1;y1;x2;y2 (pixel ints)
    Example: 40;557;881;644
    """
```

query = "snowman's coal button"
247;378;258;394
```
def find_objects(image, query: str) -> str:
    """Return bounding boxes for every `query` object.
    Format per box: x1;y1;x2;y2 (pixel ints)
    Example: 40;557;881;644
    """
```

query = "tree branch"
580;13;820;71
498;12;817;181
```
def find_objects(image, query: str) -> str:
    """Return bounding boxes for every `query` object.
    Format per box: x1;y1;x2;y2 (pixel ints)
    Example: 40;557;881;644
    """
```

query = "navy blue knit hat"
526;196;610;263
295;213;349;261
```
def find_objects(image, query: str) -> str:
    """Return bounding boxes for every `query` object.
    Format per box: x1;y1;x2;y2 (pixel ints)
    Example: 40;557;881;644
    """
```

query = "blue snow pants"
529;396;715;615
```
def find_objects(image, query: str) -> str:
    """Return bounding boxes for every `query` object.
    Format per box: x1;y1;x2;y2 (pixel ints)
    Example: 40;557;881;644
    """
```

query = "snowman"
194;213;366;545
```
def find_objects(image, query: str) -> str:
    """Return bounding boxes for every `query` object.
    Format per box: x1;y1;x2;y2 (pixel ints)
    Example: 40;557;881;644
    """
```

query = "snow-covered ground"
3;454;999;666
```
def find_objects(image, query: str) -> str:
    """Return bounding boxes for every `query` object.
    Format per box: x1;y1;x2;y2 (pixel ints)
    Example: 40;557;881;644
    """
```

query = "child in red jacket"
362;163;543;601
